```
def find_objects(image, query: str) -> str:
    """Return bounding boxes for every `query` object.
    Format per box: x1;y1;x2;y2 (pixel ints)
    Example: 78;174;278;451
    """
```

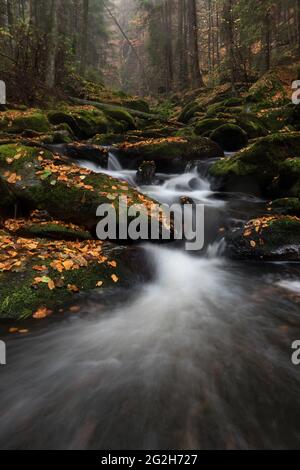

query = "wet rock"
136;161;156;186
225;215;300;261
0;233;150;320
114;136;224;172
0;174;16;216
209;132;300;197
0;144;171;236
56;142;108;167
269;198;300;216
210;123;248;152
47;108;108;139
4;216;92;241
0;110;50;134
245;67;291;108
194;118;228;136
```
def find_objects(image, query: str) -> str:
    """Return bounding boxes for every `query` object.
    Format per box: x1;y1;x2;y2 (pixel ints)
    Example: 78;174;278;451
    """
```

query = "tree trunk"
45;0;59;88
264;8;271;72
187;0;204;88
80;0;89;76
164;0;174;93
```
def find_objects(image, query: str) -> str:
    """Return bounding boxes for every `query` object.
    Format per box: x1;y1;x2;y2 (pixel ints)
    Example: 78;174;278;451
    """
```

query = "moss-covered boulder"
101;107;136;131
237;115;268;138
270;198;300;216
225;216;300;261
258;106;293;132
0;144;171;235
55;142;108;167
246;67;292;108
194;118;228;136
47;107;108;138
0;174;16;215
114;136;224;171
210;124;248;151
91;133;129;146
178;101;204;123
4;216;92;241
0;110;50;134
209;133;300;196
0;234;147;320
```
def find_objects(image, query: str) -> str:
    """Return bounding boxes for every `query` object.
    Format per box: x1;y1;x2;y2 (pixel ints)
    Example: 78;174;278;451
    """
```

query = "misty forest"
1;0;300;451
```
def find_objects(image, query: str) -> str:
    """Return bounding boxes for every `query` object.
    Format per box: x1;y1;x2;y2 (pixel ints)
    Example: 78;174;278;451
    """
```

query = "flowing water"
1;152;300;450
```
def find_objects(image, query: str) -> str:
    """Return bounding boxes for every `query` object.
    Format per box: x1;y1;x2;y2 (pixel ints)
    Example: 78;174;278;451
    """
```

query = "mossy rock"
270;198;300;216
178;101;203;123
194;118;228;136
271;157;300;198
209;132;300;196
246;68;290;108
58;143;108;167
225;216;300;260
122;98;150;113
210;124;248;151
47;108;108;138
0;144;170;235
4;217;92;241
40;130;73;145
237;115;268;139
206;102;226;117
102;107;136;131
0;174;16;215
223;97;244;107
114;137;224;171
0;110;50;134
0;234;147;320
259;106;292;132
91;133;129;146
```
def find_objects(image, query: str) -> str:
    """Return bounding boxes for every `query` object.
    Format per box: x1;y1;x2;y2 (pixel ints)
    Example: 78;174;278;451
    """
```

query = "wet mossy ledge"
0;143;171;234
209;132;300;197
225;216;300;261
0;233;147;320
113;136;224;171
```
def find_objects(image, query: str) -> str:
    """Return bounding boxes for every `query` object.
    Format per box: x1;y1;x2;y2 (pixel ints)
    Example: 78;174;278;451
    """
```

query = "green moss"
270;198;300;216
246;68;290;107
178;102;203;123
122;98;150;113
0;111;50;134
225;215;300;260
206;102;226;116
102;107;136;130
259;106;292;132
237;115;268;138
0;175;16;213
0;144;51;171
47;109;108;138
210;124;248;151
194;118;228;136
0;257;122;320
15;222;92;241
210;132;300;195
116;137;223;165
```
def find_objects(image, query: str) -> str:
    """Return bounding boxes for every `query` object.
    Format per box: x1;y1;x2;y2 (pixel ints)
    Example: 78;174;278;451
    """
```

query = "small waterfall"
108;152;122;172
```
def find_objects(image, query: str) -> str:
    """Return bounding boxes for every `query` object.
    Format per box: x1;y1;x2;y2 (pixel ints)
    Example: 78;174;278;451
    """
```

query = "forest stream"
1;151;300;450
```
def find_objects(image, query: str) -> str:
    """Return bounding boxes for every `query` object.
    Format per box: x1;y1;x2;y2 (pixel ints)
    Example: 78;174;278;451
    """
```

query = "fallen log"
68;96;179;125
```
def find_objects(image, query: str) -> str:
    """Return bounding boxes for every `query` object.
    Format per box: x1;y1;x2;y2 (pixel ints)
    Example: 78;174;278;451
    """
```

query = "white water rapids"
0;153;300;450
